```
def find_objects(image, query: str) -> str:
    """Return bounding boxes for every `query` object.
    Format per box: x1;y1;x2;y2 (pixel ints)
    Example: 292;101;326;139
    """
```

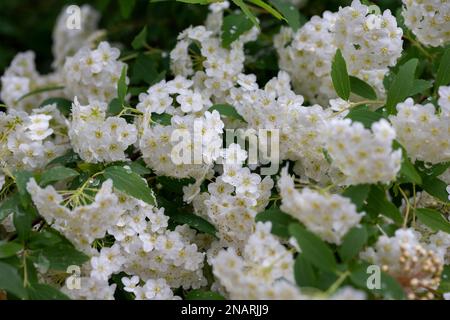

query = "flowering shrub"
0;0;449;301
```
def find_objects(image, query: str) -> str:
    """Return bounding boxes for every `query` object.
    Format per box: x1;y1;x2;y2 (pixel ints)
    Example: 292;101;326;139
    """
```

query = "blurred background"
0;0;401;75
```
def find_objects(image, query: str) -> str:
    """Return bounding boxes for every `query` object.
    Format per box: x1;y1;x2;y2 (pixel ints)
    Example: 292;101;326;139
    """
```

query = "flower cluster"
0;104;69;171
275;0;403;103
278;167;363;244
63;42;126;103
402;0;450;47
389;88;450;164
69;97;137;163
325;118;402;185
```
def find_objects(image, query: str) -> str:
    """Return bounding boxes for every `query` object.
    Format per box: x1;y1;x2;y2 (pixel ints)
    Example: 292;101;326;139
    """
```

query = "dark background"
0;0;401;76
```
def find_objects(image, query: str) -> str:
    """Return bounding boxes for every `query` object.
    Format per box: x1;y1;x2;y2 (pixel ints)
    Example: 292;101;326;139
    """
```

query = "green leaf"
365;185;403;225
132;54;165;86
438;265;450;293
255;207;298;238
132;26;148;50
350;262;405;299
27;283;69;300
46;149;80;167
208;104;246;122
349;76;377;100
13;205;35;242
345;108;384;129
15;86;65;103
294;254;317;287
0;193;20;222
39;166;79;187
221;13;254;48
408;79;432;96
0;241;22;259
331;49;351;100
435;47;450;89
270;0;300;31
33;243;89;271
288;223;337;273
103;166;156;205
338;226;368;262
416;208;450;234
393;141;422;185
152;112;173;125
421;176;450;204
342;184;370;211
185;290;225;300
232;0;259;26
14;170;33;205
168;211;216;236
0;261;27;299
118;0;136;18
248;0;283;21
385;59;418;114
108;98;123;116
39;97;72;116
117;65;128;105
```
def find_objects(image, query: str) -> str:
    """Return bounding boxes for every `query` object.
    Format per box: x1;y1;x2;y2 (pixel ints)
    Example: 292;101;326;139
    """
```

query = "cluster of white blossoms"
170;3;258;102
52;5;101;69
278;167;363;244
228;71;333;181
0;104;69;171
137;77;224;181
26;178;122;253
389;87;450;164
2;0;450;301
69;97;137;163
0;52;63;112
275;0;403;103
402;0;450;47
361;228;445;300
211;222;302;299
192;144;273;251
325;118;402;185
63;42;126;103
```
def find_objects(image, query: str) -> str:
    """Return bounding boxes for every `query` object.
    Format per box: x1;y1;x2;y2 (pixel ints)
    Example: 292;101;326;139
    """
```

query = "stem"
398;186;411;228
326;271;350;296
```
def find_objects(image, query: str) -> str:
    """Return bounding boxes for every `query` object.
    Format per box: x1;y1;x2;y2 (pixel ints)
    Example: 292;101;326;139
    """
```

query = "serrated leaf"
255;207;298;238
103;166;156;205
132;26;148;50
185;290;225;300
221;13;253;48
338;226;368;262
288;223;337;273
0;261;27;299
208;104;246;122
39;166;79;187
349;76;377;100
436;47;450;89
386;59;418;114
331;49;350;100
416;208;450;234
